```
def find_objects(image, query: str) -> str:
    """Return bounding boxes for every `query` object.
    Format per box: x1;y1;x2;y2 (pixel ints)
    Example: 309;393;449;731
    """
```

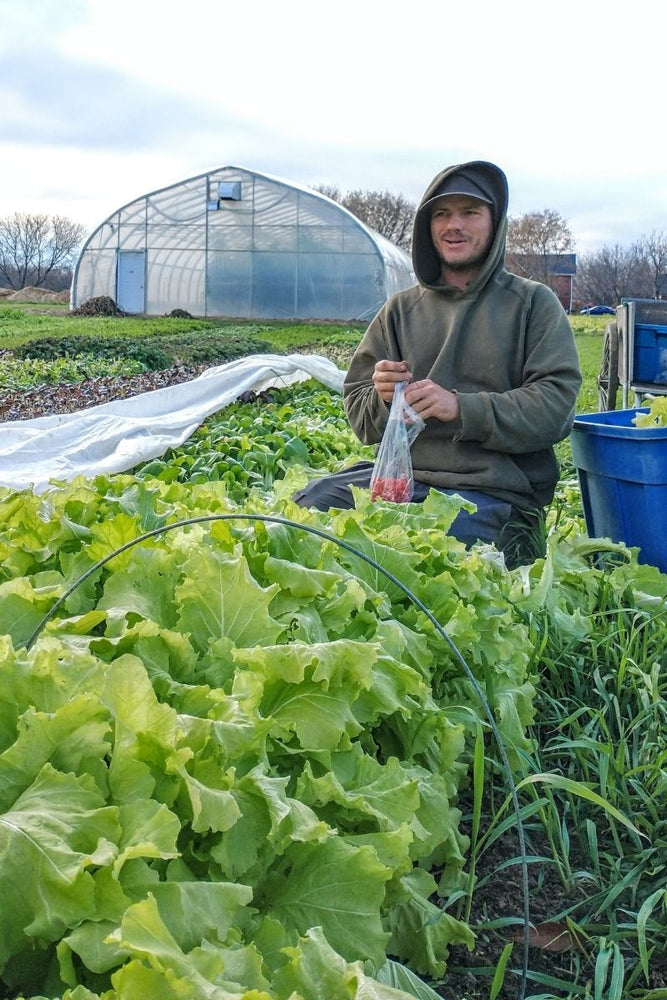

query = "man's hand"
373;362;460;423
404;379;460;422
372;360;412;404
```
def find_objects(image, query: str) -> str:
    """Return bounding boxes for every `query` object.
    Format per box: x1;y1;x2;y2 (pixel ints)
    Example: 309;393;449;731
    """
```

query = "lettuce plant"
0;472;540;999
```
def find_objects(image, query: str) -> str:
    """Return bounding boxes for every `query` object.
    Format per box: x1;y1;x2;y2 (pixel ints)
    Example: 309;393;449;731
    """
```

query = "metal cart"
597;298;667;410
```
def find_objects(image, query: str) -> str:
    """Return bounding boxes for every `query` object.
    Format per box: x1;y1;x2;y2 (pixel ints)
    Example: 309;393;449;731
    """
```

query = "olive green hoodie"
343;160;582;511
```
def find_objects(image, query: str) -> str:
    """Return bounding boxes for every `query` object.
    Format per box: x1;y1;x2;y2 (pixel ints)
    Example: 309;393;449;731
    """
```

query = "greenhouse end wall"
72;167;415;321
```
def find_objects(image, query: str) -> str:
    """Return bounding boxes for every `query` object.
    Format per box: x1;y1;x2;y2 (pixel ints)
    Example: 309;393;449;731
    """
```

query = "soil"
4;285;70;303
0;364;214;422
432;826;589;1000
429;821;667;999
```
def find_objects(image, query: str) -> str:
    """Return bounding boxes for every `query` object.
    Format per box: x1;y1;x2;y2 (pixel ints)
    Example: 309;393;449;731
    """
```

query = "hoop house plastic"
71;166;415;321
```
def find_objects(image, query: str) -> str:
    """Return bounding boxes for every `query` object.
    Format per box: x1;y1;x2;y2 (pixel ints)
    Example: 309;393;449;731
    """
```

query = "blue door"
116;251;145;313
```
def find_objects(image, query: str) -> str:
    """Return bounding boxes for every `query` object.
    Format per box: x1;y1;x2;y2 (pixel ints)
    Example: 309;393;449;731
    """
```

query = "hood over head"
412;161;509;288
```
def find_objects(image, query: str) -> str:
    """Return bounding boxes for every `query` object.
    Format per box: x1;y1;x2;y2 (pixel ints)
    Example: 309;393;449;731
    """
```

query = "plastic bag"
370;381;426;502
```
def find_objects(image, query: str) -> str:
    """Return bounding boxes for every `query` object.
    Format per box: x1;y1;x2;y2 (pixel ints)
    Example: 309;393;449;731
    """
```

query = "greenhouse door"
116;251;145;314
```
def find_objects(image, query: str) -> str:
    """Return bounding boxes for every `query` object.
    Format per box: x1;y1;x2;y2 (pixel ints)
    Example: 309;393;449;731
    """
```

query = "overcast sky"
1;0;665;255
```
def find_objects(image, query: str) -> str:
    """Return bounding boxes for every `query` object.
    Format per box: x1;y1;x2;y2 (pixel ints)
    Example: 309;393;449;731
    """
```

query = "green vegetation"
12;329;277;371
571;327;606;415
633;396;667;427
0;355;146;390
0;302;231;345
0;307;663;1000
134;383;373;492
0;302;364;352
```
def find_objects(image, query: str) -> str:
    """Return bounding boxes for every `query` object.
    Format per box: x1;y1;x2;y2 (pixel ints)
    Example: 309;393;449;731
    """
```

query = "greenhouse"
71;166;415;321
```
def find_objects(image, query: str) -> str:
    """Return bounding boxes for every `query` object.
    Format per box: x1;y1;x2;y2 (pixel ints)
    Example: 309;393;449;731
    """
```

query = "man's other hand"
404;379;460;423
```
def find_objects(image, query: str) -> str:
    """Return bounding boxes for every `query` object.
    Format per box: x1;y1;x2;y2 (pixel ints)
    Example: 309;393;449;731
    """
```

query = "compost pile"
71;295;127;317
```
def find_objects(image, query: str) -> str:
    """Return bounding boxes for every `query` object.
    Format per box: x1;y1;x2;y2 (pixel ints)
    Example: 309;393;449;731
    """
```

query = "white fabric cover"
0;354;345;493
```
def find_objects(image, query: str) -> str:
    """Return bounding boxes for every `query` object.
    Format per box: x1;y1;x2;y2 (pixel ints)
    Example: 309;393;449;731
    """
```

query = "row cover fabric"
0;354;345;494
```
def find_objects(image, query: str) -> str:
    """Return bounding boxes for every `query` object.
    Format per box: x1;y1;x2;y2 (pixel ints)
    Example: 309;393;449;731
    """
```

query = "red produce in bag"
370;381;426;502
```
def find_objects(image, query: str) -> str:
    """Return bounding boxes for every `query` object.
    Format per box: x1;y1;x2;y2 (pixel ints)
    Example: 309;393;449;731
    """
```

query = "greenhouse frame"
71;166;415;321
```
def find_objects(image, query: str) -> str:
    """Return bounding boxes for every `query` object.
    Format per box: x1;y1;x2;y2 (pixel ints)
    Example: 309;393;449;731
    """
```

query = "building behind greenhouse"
71;166;415;321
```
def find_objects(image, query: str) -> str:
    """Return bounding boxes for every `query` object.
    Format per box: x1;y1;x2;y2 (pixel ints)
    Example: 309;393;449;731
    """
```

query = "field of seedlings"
0;299;665;1000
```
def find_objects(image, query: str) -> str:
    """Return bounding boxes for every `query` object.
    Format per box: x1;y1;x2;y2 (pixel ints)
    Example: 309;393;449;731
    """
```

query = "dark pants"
292;461;545;567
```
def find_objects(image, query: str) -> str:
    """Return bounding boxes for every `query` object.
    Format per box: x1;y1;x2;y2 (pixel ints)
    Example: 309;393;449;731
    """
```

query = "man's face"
429;195;494;272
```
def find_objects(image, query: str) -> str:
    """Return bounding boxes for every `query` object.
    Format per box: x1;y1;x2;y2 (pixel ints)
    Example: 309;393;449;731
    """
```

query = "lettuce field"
0;311;665;1000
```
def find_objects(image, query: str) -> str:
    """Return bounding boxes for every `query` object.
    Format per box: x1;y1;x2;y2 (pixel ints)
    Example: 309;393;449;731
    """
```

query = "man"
294;160;582;567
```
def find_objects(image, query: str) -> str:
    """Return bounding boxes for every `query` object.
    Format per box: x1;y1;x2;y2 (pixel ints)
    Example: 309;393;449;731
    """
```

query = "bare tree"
637;230;667;299
0;212;86;290
314;184;342;203
312;186;416;250
506;209;574;286
574;242;650;306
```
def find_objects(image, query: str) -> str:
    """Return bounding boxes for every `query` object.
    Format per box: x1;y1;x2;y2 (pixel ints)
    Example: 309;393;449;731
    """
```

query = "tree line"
316;188;667;308
575;233;667;304
2;192;665;308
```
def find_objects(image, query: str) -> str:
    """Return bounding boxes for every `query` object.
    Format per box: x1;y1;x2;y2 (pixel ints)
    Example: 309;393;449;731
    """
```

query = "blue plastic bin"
633;323;667;384
570;408;667;572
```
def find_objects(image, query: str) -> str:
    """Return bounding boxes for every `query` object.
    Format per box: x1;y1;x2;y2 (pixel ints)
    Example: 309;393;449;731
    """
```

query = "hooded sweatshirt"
343;160;583;511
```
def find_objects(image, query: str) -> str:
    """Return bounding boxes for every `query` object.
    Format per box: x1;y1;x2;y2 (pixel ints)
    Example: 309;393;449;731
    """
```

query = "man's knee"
441;489;545;566
445;491;513;547
293;476;354;511
293;462;374;512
